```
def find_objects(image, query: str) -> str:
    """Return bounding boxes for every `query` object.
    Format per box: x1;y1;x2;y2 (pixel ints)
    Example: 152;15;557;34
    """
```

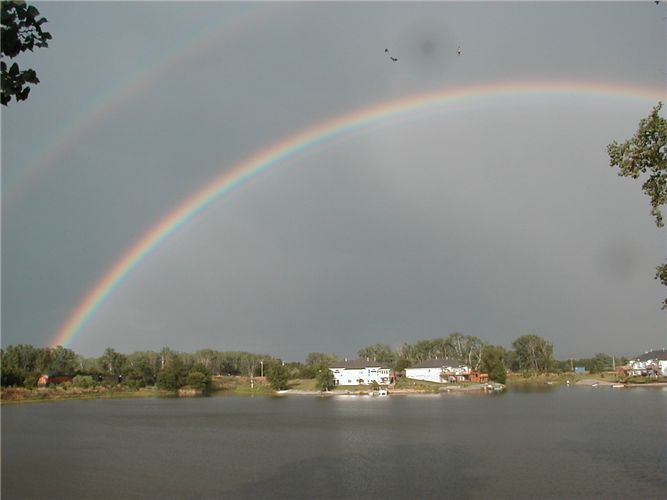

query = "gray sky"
2;1;666;361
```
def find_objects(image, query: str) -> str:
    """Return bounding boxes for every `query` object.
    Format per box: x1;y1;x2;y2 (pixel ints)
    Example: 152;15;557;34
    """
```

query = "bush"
23;372;40;388
186;371;211;392
123;368;152;389
156;358;187;391
266;364;290;390
72;375;96;389
156;370;182;391
1;367;26;387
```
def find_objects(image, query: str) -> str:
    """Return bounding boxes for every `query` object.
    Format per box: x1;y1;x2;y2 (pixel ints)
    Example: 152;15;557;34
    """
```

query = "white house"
405;359;471;383
627;349;667;377
329;360;392;386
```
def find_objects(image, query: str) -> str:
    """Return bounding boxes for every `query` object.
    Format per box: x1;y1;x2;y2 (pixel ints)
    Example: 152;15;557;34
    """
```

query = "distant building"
626;349;667;377
329;360;392;386
405;359;473;383
37;374;74;386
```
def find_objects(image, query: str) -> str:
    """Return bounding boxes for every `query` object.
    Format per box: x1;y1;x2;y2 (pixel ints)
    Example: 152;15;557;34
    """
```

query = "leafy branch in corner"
608;102;667;306
1;0;51;105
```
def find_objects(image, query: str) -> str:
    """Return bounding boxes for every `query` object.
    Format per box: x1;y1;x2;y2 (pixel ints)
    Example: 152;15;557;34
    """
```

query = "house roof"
408;358;465;369
632;349;667;362
329;359;391;369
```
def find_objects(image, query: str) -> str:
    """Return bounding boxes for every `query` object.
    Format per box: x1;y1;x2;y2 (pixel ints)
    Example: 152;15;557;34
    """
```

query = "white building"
405;359;471;383
627;349;667;377
329;360;392;386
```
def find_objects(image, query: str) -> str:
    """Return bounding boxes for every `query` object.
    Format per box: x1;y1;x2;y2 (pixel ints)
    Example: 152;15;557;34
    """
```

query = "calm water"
2;387;666;499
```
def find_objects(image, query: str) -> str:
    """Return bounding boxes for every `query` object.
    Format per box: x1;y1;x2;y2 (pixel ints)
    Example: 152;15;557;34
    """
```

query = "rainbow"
52;79;664;348
3;3;281;212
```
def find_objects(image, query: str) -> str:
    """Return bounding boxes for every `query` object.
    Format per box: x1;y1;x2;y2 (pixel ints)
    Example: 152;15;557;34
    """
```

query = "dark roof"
329;359;391;369
632;349;667;362
409;358;464;369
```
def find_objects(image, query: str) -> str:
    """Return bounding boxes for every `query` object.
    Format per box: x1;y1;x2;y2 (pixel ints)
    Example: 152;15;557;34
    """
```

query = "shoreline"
4;381;666;405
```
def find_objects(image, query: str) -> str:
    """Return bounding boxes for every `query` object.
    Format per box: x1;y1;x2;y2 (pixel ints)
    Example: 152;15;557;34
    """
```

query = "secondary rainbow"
3;3;280;212
52;79;664;348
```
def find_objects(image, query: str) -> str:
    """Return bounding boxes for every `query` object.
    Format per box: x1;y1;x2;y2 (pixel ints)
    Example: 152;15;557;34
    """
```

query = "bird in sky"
457;45;462;56
384;48;389;53
390;56;398;62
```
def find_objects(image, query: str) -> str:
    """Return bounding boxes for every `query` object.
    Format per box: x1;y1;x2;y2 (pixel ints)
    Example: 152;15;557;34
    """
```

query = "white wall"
404;367;441;383
330;367;391;386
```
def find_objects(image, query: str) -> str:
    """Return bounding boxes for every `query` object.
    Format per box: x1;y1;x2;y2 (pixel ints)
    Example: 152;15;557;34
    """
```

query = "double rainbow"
52;79;664;348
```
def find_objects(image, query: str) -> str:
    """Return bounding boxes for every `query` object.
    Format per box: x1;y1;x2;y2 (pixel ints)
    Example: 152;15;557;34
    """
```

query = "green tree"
394;358;412;373
357;344;395;365
99;347;127;375
481;345;507;384
71;375;96;389
303;352;337;378
315;365;335;391
194;349;217;373
156;356;187;391
1;365;26;386
589;353;612;374
1;344;38;372
126;351;161;384
609;103;667;227
511;334;554;373
185;371;211;392
266;363;290;390
47;345;78;375
1;1;51;105
608;103;667;304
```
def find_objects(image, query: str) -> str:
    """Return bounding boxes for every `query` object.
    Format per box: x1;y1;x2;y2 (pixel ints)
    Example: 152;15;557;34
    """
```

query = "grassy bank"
505;372;667;385
0;386;167;405
211;375;276;395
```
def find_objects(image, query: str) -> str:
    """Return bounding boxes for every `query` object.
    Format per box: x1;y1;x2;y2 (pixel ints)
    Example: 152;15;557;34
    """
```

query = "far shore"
3;377;666;405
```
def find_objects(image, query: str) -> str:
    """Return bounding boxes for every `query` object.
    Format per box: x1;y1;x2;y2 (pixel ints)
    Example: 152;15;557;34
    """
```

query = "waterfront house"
626;349;667;377
329;359;392;386
405;359;472;383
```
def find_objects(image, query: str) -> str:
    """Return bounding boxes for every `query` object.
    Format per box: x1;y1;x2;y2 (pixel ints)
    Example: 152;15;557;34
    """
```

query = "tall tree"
511;334;554;373
99;347;127;375
608;103;667;304
47;345;78;375
1;1;51;105
1;344;39;372
302;352;337;378
357;344;395;364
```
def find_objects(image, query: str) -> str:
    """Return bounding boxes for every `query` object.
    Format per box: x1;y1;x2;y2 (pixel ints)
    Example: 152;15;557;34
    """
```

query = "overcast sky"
2;1;666;361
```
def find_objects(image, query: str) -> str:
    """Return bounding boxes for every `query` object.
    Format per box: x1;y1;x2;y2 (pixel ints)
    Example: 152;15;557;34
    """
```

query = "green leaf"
18;87;30;101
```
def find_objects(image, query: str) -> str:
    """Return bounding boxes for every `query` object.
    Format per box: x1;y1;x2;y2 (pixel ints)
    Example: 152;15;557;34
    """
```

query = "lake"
2;386;665;499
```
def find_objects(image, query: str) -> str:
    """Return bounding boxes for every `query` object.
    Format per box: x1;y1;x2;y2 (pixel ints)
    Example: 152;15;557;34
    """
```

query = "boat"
368;389;388;396
611;383;625;388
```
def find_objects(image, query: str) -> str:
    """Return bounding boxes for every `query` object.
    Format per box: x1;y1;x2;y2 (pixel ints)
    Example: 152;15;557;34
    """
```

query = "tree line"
1;334;628;391
352;333;628;384
0;345;279;392
0;345;340;392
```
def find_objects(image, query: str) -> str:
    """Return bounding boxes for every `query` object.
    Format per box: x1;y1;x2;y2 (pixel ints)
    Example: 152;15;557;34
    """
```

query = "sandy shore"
278;383;504;396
